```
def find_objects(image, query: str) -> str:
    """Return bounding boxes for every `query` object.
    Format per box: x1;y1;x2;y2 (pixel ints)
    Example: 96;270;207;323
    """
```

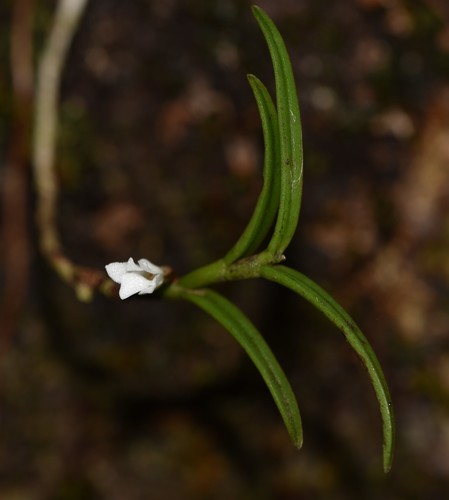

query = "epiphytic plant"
105;6;395;472
33;0;394;472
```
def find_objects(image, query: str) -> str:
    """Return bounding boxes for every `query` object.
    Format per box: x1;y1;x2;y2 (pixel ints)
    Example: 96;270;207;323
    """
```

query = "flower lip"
105;257;164;299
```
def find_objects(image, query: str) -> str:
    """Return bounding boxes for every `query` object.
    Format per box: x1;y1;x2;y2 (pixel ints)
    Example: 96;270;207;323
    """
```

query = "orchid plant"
106;6;395;472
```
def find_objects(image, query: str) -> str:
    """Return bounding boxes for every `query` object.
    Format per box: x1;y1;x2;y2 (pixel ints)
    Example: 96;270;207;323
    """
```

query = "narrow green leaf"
261;265;395;472
252;6;303;258
181;287;303;448
224;75;280;264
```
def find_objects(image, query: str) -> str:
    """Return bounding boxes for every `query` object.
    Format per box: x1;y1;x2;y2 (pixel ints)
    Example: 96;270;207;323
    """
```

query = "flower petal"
138;258;163;275
137;283;158;295
152;272;165;289
125;257;142;272
119;273;153;299
105;262;128;284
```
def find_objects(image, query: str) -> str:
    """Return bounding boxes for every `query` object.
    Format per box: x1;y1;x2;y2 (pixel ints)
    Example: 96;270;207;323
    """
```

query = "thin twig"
33;0;88;262
33;0;116;301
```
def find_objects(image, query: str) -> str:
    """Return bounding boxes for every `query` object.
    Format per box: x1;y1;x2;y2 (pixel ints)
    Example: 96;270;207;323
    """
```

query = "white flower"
105;257;164;300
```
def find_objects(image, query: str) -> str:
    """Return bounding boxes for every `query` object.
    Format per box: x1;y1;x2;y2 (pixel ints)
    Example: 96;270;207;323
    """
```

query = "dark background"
1;0;449;498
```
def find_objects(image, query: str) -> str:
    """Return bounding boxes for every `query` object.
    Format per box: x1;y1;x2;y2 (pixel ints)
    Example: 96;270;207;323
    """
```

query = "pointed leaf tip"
261;265;395;471
252;4;304;258
180;288;303;448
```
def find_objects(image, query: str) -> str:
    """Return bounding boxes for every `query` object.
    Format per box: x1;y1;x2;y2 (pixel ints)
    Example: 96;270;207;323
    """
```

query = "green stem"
177;251;283;289
177;259;227;289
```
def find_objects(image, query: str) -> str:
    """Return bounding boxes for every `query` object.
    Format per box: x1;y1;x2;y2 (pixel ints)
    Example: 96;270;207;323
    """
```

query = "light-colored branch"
33;0;88;259
33;0;116;301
